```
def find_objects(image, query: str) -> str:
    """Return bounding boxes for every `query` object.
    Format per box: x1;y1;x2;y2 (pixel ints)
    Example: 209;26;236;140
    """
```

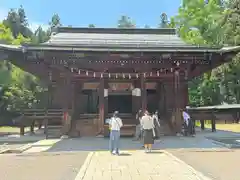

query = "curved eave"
219;46;240;53
23;44;222;53
0;44;22;51
188;104;240;110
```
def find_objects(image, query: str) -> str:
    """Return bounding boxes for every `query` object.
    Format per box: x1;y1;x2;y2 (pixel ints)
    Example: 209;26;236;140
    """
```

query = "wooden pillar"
211;110;216;132
98;78;105;134
141;75;147;111
104;80;108;116
200;120;205;130
132;80;141;115
157;82;164;114
61;76;73;136
69;81;82;137
44;70;53;137
174;70;182;134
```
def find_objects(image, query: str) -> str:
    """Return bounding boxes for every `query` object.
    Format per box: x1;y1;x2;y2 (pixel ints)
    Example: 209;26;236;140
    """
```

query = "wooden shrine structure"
0;27;240;136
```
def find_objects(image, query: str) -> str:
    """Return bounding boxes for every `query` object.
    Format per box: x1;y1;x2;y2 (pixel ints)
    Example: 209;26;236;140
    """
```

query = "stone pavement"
75;150;211;180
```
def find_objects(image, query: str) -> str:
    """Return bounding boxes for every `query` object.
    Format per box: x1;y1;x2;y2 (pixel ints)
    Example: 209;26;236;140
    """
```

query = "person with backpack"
109;111;123;155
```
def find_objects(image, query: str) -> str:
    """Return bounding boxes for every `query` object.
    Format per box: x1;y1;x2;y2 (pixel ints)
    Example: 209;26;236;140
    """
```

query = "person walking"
109;111;123;155
152;110;161;139
133;109;143;141
141;110;155;153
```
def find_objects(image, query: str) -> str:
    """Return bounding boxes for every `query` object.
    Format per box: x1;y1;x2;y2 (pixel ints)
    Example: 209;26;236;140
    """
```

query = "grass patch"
195;121;240;133
0;126;30;134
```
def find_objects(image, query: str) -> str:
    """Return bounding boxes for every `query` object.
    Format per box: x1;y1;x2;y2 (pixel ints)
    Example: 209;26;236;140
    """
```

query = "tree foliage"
174;0;240;106
117;15;135;28
0;10;44;112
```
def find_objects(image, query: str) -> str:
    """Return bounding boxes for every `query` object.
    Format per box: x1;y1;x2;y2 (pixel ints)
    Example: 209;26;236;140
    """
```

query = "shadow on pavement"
147;151;164;154
42;128;240;153
118;153;131;156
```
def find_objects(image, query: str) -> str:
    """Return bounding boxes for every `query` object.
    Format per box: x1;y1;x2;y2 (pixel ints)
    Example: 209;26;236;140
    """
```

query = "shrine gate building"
0;27;239;136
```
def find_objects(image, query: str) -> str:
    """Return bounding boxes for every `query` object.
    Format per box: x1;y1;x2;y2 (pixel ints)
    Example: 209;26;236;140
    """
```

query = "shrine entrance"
108;82;133;114
108;94;132;113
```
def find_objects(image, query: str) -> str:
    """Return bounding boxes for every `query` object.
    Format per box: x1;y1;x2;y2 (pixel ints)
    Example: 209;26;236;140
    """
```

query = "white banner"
132;88;141;96
104;89;108;97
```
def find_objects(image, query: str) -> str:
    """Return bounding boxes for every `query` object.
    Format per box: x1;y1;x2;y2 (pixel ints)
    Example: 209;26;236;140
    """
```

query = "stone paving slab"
75;150;211;180
23;139;62;153
0;152;89;180
169;149;240;180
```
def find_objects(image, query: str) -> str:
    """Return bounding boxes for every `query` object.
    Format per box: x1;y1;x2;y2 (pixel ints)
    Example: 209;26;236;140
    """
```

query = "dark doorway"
108;95;132;113
147;89;158;114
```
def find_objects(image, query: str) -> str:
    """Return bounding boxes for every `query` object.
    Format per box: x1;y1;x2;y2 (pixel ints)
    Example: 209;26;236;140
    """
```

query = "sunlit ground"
0;126;31;134
1;123;240;134
196;121;240;133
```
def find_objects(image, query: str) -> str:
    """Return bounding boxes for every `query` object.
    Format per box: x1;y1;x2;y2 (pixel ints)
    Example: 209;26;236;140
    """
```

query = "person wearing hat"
109;111;123;155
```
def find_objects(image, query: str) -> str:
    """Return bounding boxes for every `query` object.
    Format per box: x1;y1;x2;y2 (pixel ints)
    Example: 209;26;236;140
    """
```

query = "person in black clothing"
133;109;143;141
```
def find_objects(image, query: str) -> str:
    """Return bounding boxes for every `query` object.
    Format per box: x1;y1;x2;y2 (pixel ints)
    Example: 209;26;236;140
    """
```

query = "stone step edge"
0;144;33;154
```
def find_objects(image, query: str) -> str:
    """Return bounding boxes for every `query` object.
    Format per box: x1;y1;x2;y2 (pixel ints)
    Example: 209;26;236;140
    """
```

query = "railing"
187;104;240;132
13;108;64;138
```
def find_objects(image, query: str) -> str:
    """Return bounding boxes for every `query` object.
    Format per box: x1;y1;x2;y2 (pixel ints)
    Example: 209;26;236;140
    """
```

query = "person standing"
141;110;155;153
109;111;123;155
152;111;161;139
182;109;195;136
133;109;143;141
182;109;190;136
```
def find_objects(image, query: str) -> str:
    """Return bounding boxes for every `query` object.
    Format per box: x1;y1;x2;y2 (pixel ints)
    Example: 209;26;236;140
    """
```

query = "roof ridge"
52;27;177;35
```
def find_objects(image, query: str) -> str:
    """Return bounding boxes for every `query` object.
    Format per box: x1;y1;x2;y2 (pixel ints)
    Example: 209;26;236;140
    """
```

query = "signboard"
146;82;157;89
108;83;133;91
83;82;99;90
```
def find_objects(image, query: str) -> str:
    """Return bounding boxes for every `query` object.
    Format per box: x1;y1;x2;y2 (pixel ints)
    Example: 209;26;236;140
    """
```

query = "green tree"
32;26;49;44
159;13;168;28
220;0;240;103
175;0;224;45
0;23;14;44
117;15;135;28
88;24;95;28
0;22;43;112
174;0;227;106
49;13;62;29
3;6;33;38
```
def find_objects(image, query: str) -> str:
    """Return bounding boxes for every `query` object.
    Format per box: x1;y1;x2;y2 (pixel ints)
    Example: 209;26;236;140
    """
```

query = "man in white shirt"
109;111;123;155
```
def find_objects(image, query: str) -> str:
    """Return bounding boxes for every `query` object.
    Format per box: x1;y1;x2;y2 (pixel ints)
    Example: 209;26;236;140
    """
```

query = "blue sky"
0;0;181;30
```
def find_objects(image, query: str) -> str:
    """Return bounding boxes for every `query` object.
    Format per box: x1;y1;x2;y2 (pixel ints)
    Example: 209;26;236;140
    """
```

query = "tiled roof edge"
53;26;177;35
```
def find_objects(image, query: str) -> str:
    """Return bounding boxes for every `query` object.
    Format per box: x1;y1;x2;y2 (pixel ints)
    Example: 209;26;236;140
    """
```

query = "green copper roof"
39;27;218;51
1;27;240;53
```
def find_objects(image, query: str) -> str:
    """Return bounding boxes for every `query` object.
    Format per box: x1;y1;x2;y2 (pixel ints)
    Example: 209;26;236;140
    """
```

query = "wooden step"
46;125;62;138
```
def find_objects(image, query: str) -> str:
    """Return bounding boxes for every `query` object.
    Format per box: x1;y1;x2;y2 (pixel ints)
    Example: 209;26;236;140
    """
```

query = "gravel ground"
169;148;240;180
0;151;89;180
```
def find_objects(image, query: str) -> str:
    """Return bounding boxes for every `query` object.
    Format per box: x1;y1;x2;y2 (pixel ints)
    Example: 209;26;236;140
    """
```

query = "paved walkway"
75;150;211;180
